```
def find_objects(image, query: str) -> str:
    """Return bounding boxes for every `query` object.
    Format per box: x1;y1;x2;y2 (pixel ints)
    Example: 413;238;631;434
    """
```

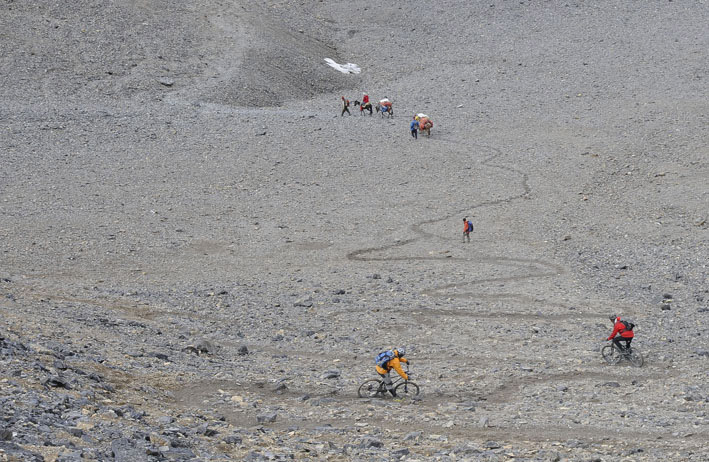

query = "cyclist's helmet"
396;347;406;357
609;314;617;323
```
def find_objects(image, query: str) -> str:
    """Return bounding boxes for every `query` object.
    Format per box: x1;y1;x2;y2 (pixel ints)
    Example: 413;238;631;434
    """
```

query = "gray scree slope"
1;0;708;460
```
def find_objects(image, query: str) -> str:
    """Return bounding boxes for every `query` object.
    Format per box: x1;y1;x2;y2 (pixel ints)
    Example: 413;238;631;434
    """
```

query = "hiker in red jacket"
607;315;634;351
463;217;473;243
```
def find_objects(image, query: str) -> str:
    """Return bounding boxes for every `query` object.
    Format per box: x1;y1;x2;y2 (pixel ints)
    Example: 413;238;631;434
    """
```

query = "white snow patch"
324;58;361;74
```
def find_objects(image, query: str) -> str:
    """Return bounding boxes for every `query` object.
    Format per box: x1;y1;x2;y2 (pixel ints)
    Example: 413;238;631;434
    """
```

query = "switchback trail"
346;140;577;315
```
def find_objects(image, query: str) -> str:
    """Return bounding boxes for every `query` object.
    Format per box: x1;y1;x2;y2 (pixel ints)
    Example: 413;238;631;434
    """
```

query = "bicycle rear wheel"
601;345;621;365
358;379;383;398
627;350;644;368
394;381;419;398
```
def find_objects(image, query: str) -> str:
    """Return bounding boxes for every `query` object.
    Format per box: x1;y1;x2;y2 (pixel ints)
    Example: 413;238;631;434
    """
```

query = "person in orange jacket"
375;348;409;397
463;217;473;243
607;315;635;351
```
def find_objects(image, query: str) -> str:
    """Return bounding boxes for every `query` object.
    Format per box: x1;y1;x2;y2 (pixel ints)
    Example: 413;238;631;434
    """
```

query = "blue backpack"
375;350;394;367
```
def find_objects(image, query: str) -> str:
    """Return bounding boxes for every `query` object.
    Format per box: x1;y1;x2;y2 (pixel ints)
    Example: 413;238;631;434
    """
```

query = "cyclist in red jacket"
607;315;634;351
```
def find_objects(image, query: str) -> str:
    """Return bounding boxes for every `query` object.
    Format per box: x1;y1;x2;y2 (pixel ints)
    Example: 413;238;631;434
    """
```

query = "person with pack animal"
341;96;351;116
606;315;635;351
463;217;473;243
374;348;409;397
360;93;372;115
410;115;419;139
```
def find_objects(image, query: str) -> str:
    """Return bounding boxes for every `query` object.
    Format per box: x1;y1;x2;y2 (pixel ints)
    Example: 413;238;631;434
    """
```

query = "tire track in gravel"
346;141;572;310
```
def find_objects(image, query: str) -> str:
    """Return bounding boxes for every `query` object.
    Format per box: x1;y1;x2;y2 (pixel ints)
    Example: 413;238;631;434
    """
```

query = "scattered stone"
478;416;490;427
224;434;242;445
0;428;12;441
149;432;170;447
294;297;313;307
43;375;71;389
602;382;621;388
359;436;383;449
404;431;422;441
661;304;671;311
565;439;589;448
322;369;340;379
238;345;249;356
273;382;288;392
257;412;277;423
66;427;83;437
195;339;215;354
157;77;174;87
484;441;501;449
111;438;144;462
148;352;169;361
391;447;410;457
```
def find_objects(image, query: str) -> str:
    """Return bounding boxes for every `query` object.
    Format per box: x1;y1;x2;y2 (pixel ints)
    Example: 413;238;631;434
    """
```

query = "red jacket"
608;320;634;340
463;220;472;233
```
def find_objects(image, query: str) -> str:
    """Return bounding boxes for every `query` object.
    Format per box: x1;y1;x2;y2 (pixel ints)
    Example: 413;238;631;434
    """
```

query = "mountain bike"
357;366;419;398
602;341;644;367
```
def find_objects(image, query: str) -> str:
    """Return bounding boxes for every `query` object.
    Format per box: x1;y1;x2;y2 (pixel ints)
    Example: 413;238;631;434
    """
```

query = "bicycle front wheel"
394;381;419;398
627;350;644;368
601;345;621;365
358;379;383;398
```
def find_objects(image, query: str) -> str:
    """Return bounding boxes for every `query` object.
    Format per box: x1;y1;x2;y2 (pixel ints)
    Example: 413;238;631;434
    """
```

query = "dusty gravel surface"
1;0;708;461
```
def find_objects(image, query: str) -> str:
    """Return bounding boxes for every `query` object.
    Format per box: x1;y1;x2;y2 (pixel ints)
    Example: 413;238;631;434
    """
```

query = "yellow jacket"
375;354;409;380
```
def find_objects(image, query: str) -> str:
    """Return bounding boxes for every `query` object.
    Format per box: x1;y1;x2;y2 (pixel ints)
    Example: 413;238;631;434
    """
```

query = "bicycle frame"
378;365;410;392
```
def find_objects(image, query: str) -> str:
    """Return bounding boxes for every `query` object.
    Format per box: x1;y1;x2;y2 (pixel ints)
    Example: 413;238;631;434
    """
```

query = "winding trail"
346;140;570;309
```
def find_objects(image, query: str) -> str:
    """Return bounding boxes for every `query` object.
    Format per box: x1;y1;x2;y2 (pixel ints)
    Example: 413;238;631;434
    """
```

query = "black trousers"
613;337;632;351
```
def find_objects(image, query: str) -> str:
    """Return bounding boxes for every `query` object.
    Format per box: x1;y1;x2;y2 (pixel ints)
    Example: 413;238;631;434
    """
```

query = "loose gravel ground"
1;1;708;461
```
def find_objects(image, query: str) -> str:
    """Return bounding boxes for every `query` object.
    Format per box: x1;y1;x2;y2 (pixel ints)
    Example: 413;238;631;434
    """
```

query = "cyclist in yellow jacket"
375;348;409;397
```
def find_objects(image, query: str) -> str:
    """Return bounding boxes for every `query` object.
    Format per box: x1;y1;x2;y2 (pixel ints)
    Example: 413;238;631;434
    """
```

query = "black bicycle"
357;366;419;398
602;341;644;367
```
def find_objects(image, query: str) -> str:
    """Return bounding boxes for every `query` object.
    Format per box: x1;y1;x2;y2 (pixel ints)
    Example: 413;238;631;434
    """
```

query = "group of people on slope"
341;95;436;137
340;94;391;117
